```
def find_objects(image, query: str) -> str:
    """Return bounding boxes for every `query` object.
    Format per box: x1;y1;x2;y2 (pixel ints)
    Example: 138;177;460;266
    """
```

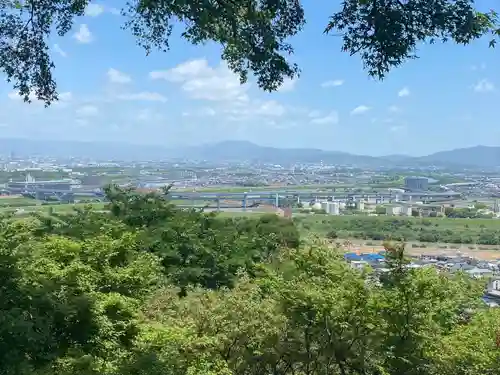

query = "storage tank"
402;206;412;216
386;205;402;216
321;201;329;212
329;201;340;215
312;202;322;211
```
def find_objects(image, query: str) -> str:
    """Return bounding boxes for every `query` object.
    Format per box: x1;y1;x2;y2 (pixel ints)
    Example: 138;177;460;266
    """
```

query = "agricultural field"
201;211;500;259
0;202;107;216
292;214;500;246
0;195;43;207
0;195;107;214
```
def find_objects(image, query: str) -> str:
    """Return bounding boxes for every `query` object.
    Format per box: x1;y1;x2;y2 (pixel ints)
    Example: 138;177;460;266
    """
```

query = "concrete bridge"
167;189;462;209
1;188;105;203
1;186;462;207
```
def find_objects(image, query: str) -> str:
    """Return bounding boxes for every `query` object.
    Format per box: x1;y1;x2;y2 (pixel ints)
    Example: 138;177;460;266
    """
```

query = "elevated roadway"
1;186;463;206
168;189;463;208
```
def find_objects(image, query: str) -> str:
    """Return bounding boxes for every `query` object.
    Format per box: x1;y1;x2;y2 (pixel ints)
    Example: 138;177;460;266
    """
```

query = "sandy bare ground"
338;241;500;261
404;247;500;260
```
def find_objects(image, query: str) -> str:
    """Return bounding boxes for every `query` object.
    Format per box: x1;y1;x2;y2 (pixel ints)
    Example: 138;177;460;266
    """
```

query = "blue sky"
0;0;499;156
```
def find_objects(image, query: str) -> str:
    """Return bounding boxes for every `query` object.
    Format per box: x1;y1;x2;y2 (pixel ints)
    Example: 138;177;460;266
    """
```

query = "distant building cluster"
343;250;500;306
6;174;72;194
404;176;429;192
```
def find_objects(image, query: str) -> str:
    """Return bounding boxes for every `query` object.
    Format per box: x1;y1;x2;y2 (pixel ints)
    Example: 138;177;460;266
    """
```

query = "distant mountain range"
174;141;500;168
0;138;499;168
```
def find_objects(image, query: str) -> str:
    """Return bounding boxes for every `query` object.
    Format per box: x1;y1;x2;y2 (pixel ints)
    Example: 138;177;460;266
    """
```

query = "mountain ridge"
184;141;500;168
0;138;498;167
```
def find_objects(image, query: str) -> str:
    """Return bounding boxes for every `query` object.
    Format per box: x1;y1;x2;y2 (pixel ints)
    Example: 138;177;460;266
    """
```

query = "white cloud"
254;101;285;116
182;107;218;117
150;59;208;81
7;90;71;105
321;79;344;88
116;92;167;102
75;119;89;127
150;58;248;102
84;3;120;16
310;111;339;124
51;92;72;108
200;107;216;116
74;24;92;43
85;3;104;16
76;105;98;116
150;58;294;124
398;87;410;97
471;63;486;71
388;105;400;113
8;91;37;101
390;125;406;132
222;100;285;121
277;77;297;92
136;108;164;122
53;44;67;57
107;68;132;84
473;79;495;93
308;110;321;118
350;105;371;115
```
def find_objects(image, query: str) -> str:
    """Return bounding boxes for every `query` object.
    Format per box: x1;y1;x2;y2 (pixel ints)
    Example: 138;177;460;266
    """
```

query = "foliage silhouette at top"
0;0;499;105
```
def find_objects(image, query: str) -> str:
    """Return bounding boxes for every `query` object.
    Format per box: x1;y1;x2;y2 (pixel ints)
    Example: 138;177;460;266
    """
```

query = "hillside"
415;145;500;168
0;138;499;167
178;140;384;165
182;141;500;168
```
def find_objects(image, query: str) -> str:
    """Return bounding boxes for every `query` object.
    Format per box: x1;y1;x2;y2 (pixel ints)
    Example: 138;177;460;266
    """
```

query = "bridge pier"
216;198;220;211
243;194;247;210
275;193;279;207
59;192;74;203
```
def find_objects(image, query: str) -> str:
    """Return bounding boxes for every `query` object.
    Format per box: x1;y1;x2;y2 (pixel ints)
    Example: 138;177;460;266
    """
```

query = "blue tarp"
344;252;385;262
344;253;362;261
363;253;384;261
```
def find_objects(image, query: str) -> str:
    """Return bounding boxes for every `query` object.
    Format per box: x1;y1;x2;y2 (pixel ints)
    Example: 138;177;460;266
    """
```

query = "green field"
295;215;500;230
172;199;218;206
3;192;500;247
0;202;107;216
292;214;500;245
0;196;43;207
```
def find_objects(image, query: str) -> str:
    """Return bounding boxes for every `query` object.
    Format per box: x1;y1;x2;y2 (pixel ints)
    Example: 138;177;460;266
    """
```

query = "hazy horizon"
0;137;497;158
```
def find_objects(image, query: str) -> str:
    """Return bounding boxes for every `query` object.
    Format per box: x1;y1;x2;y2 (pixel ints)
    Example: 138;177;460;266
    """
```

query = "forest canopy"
0;186;499;375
